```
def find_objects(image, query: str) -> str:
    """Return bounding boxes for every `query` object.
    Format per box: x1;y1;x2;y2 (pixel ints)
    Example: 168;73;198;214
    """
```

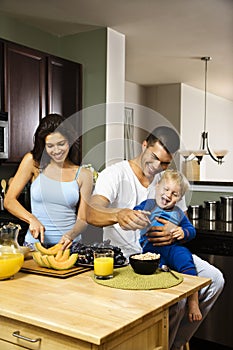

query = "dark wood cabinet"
47;56;82;118
47;56;82;159
4;43;46;162
0;41;4;112
1;40;82;163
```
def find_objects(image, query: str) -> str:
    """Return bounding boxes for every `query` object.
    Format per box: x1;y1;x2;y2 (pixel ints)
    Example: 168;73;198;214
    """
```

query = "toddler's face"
155;179;181;209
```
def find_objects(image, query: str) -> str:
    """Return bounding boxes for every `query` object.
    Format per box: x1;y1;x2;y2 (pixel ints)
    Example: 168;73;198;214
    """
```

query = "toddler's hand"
171;227;184;240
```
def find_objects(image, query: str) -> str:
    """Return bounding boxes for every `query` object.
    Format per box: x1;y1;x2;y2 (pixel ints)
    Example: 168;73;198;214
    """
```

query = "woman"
4;113;93;249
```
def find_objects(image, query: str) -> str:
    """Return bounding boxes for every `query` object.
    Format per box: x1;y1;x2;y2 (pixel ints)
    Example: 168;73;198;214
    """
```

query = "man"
87;126;224;350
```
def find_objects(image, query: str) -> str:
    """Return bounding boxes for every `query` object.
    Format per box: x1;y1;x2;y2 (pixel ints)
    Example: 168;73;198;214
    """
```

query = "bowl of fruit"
71;240;127;267
129;252;160;275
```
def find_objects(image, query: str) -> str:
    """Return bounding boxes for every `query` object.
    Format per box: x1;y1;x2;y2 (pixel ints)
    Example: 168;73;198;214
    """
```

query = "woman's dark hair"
146;126;180;154
31;113;80;168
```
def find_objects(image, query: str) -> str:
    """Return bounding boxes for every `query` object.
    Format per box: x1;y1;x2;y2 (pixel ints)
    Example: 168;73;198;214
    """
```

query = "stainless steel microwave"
0;112;9;159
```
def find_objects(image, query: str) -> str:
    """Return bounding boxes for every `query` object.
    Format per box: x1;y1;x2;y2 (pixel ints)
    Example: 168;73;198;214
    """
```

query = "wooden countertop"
0;269;211;346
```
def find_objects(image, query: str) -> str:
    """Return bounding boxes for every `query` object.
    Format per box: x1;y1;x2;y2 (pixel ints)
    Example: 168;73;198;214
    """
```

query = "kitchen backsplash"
188;191;232;206
0;164;18;179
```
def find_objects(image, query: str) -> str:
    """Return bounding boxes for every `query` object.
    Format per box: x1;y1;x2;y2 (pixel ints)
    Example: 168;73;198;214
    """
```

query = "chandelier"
180;57;227;165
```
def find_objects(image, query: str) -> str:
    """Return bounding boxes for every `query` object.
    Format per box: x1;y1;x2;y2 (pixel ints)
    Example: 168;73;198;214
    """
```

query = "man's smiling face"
140;141;172;182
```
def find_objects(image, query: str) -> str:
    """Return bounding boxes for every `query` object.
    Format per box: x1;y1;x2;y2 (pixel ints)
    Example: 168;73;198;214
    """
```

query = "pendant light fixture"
180;57;227;165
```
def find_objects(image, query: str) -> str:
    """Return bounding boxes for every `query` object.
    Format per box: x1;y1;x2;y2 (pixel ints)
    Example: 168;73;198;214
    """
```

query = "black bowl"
129;252;160;275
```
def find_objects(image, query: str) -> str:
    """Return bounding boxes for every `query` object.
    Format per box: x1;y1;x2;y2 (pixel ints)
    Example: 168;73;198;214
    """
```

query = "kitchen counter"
190;218;233;236
186;219;233;256
0;269;210;350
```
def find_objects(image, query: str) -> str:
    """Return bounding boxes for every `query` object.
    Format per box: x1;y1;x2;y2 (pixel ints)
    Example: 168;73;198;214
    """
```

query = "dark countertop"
191;181;233;186
186;219;233;256
190;218;233;237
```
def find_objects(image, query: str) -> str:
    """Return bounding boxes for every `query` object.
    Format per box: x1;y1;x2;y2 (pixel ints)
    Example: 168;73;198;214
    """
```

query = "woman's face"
45;132;69;164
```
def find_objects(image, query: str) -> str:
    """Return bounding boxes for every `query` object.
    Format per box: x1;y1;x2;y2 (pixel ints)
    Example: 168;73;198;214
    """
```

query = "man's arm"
87;194;150;230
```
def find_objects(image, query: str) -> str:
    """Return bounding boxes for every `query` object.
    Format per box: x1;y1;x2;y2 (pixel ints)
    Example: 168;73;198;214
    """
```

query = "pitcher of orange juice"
0;222;24;280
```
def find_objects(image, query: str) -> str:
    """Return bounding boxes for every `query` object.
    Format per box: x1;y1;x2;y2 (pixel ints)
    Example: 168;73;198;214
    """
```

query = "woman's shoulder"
20;152;35;167
20;153;39;175
77;166;93;184
22;152;34;162
80;166;93;177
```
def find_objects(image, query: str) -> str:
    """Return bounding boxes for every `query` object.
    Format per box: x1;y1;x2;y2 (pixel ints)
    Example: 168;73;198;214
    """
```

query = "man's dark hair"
146;126;180;154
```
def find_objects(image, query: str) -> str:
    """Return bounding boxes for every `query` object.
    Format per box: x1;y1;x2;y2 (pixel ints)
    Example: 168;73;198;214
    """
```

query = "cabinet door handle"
12;330;41;343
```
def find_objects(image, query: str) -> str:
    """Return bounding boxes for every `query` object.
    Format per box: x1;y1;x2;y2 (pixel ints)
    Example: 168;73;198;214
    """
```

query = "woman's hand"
29;216;45;243
59;233;74;250
146;217;178;246
117;209;150;230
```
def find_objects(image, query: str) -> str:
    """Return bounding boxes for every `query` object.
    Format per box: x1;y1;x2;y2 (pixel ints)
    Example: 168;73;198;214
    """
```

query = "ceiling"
0;0;233;101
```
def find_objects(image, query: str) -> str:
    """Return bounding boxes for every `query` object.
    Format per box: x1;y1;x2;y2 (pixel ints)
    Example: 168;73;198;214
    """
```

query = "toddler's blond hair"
158;169;189;198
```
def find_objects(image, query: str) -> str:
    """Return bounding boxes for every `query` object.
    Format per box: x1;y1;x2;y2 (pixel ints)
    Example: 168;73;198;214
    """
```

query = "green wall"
0;12;107;168
60;31;106;166
0;13;60;53
189;191;232;206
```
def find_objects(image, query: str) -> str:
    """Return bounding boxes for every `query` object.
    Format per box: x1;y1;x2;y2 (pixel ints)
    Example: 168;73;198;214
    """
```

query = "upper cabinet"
47;56;82;118
4;42;46;162
1;40;82;163
0;41;4;112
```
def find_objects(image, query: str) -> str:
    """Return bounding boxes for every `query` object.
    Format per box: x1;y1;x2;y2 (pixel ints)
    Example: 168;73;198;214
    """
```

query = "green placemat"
92;266;183;290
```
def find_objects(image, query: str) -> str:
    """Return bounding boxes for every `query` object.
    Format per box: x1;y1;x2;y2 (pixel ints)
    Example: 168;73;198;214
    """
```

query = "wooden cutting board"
21;258;91;278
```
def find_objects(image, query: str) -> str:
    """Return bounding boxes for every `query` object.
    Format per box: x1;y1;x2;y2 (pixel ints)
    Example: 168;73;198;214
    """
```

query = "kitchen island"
0;269;210;350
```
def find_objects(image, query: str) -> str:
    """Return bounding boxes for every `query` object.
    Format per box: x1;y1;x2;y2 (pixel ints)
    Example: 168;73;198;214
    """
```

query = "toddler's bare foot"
188;299;202;322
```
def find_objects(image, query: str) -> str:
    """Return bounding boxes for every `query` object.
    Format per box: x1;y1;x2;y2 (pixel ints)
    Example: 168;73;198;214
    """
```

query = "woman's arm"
4;153;45;241
4;153;35;221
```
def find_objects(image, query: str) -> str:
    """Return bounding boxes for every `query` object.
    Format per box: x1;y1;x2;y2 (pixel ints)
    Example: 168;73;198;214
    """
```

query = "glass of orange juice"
94;249;114;279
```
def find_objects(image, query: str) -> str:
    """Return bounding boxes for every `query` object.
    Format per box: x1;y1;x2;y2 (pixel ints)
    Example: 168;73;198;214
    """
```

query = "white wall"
125;81;232;181
145;84;181;133
125;82;181;168
106;28;125;166
125;81;147;154
181;84;232;181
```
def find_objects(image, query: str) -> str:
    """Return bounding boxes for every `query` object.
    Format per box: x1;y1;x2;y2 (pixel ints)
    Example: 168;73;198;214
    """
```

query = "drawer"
0;339;23;350
0;316;91;350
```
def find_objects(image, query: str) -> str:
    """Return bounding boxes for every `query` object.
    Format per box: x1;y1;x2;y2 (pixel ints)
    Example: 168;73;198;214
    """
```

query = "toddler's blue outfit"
24;168;81;246
134;199;197;276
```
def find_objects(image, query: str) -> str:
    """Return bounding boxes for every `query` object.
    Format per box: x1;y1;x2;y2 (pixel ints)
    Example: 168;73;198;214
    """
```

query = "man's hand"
146;217;178;246
117;209;150;230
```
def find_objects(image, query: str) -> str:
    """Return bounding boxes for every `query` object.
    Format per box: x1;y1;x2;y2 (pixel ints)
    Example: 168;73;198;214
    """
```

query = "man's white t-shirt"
93;161;187;258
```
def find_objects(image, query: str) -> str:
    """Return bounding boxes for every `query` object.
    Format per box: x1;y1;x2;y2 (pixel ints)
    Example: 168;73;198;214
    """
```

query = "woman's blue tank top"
24;168;81;246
